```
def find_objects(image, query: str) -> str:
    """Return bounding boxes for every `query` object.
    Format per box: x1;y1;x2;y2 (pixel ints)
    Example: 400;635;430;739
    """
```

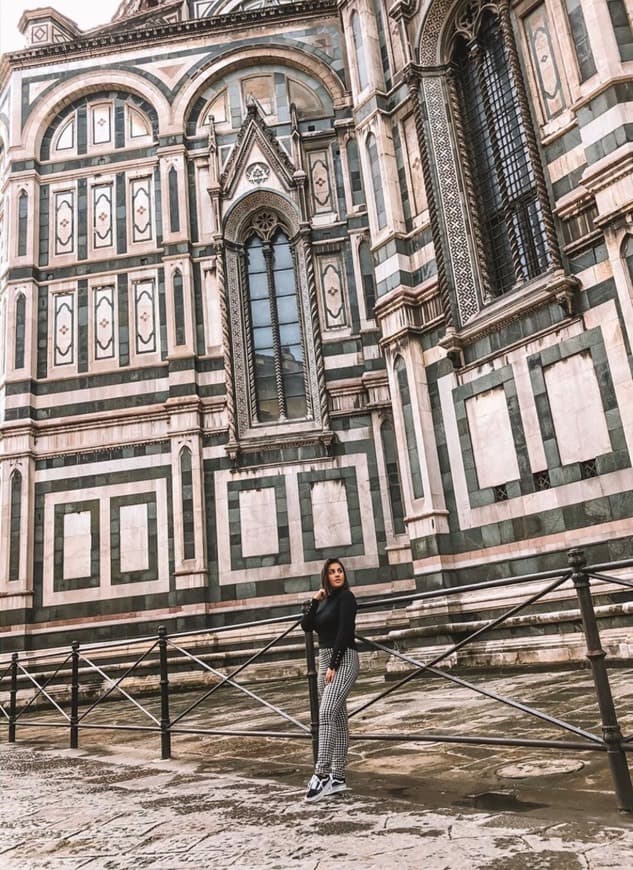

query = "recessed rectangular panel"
312;480;352;549
119;503;150;573
466;387;520;489
544;352;612;465
240;487;279;558
63;510;92;580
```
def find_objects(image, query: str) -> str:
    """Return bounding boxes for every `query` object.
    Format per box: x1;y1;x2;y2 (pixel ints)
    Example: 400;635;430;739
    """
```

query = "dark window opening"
454;10;550;297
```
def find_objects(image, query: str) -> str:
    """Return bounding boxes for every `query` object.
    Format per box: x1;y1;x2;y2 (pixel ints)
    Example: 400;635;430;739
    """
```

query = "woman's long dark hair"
320;557;350;596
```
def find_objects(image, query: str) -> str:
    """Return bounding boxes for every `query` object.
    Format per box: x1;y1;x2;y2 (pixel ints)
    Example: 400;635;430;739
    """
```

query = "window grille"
580;458;598;480
493;483;509;502
244;221;307;423
453;9;550;296
533;470;551;491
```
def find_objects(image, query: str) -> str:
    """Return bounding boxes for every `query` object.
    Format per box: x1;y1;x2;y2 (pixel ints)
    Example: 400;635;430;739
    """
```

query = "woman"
301;557;360;803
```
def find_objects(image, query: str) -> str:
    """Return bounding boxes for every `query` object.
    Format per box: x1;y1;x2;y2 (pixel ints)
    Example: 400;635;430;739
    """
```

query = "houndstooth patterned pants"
315;647;360;779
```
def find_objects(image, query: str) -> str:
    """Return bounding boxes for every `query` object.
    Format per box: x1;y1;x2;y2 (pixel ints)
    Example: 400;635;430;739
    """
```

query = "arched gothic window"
394;356;424;500
243;213;307;423
180;447;195;560
15;294;26;370
451;4;551;296
351;11;369;91
173;270;186;346
18;191;28;257
9;470;22;581
366;133;387;230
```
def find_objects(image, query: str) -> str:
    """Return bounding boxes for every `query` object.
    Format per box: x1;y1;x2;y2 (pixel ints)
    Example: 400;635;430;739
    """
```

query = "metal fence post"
158;626;171;760
568;547;633;812
8;653;18;744
70;641;80;749
303;622;320;765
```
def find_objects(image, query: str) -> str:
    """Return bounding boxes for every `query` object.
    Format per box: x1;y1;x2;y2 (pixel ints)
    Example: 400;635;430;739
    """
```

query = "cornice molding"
2;0;340;70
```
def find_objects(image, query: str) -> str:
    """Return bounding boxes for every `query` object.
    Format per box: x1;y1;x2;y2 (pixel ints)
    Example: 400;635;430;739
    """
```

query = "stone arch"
175;44;348;130
417;0;465;66
18;70;171;158
223;188;301;244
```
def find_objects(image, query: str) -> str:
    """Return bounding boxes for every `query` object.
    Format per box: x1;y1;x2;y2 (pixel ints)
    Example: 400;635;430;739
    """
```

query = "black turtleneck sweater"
301;588;357;670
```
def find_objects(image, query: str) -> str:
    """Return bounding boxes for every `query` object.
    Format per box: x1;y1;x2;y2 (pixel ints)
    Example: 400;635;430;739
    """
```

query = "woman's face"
327;562;346;591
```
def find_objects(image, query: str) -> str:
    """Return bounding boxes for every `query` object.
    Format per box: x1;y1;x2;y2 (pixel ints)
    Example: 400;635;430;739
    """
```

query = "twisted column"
301;226;329;429
216;240;237;445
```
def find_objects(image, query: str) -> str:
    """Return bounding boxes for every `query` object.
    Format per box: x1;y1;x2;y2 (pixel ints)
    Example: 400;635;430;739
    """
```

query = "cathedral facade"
0;0;632;651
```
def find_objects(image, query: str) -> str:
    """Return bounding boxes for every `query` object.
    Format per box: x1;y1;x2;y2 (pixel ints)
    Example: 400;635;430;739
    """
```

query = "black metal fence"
2;547;632;811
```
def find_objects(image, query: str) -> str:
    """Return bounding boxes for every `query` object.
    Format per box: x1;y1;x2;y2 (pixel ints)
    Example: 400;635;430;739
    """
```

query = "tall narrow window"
370;0;391;87
15;294;26;370
366;133;387;230
607;0;633;62
395;357;424;500
18;191;28;257
351;11;369;90
625;236;633;285
169;166;180;233
173;270;186;346
245;219;307;423
180;448;195;560
359;240;377;316
347;138;365;207
565;0;597;81
381;418;405;534
9;471;22;581
454;8;550;296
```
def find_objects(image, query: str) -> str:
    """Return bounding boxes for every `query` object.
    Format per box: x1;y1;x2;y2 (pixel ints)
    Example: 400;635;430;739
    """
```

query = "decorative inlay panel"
93;285;116;360
54;292;75;366
91;103;112;145
308;150;334;214
523;4;565;120
318;256;347;328
422;76;479;325
54;190;75;256
130;177;153;244
134;280;157;355
92;183;113;249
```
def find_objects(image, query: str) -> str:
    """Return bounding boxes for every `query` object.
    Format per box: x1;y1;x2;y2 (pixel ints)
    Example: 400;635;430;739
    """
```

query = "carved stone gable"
219;102;297;200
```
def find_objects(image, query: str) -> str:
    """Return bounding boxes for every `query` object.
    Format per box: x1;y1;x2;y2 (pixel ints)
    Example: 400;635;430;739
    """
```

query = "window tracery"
448;0;556;298
222;193;326;442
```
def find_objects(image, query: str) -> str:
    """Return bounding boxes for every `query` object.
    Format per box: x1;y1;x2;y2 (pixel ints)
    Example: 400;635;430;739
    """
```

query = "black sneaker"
305;773;330;802
328;776;347;794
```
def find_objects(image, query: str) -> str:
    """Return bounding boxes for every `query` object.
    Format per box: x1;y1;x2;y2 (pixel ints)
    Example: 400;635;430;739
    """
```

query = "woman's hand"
314;588;326;601
325;667;336;684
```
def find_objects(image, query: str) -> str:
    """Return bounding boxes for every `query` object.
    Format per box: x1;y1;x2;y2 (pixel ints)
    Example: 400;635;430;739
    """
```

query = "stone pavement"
3;743;633;870
2;667;633;868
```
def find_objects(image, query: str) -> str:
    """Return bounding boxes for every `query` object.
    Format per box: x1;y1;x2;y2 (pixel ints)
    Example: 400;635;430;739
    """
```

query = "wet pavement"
2;667;633;868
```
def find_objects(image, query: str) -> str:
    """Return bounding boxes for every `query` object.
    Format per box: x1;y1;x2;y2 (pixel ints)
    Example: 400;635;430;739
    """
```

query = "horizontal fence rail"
1;548;632;811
